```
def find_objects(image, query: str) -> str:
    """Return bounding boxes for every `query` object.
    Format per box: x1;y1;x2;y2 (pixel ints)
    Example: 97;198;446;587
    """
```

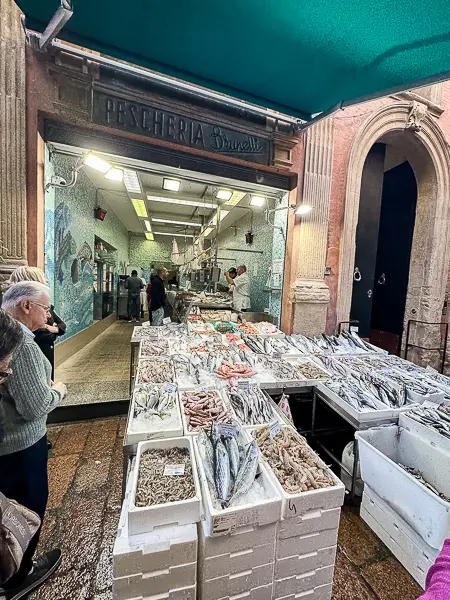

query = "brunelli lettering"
94;92;270;164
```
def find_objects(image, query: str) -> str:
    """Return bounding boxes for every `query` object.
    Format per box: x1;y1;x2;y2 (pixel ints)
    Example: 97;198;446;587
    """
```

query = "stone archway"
336;101;450;361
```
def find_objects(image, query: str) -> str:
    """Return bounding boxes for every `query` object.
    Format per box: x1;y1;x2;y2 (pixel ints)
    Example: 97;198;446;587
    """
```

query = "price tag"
163;463;186;476
163;317;172;325
217;423;238;438
165;383;177;393
350;325;359;333
269;420;281;438
238;379;250;391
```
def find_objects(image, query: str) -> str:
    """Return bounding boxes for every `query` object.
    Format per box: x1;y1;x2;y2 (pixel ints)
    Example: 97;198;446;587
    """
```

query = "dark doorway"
350;144;418;353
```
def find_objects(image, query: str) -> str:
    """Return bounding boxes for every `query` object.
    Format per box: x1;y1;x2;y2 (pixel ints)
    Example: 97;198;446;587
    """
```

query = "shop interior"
44;142;289;408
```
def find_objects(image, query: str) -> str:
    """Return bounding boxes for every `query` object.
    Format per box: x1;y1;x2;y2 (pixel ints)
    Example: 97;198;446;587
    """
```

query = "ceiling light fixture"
151;218;202;227
216;189;233;201
104;167;123;182
83;153;111;173
153;231;194;238
203;226;215;237
131;199;148;218
250;195;266;207
124;169;142;194
295;203;313;215
144;220;152;231
163;178;181;192
147;195;217;210
145;232;155;241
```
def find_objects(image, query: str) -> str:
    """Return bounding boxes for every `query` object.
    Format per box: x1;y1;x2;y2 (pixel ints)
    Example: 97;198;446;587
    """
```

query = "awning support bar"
38;0;73;51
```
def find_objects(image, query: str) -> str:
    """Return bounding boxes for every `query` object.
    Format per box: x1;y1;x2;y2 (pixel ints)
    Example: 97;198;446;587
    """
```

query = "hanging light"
295;204;313;215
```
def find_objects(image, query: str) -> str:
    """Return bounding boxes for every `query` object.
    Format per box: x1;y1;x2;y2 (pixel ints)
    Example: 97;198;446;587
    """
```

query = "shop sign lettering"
93;92;271;165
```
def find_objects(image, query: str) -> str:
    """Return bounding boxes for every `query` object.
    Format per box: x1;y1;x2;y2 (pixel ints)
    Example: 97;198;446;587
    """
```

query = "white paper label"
163;463;185;476
269;420;281;438
163;317;172;325
217;423;238;438
238;379;250;391
165;383;177;393
350;326;359;333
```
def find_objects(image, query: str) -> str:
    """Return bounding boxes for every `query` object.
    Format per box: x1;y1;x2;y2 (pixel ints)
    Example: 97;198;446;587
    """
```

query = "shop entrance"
350;143;418;353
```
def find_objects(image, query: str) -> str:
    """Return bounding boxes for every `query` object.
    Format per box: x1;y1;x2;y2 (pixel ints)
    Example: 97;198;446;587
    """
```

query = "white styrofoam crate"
399;411;450;455
356;425;450;549
113;562;197;600
198;562;274;600
193;435;282;537
277;507;341;540
221;387;284;431
128;437;202;536
199;519;277;559
274;546;337;580
275;582;333;600
114;583;197;600
204;583;273;600
138;338;170;359
124;384;183;446
273;565;334;599
179;389;236;436
200;542;275;580
285;357;332;386
276;528;339;560
136;357;175;385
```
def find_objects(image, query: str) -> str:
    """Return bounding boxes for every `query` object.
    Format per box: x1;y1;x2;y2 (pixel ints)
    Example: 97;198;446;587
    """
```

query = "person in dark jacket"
125;270;144;323
150;267;168;326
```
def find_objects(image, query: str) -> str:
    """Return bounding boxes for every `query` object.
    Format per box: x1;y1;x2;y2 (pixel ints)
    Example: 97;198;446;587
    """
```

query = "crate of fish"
254;425;345;519
235;322;260;336
379;368;444;405
138;337;170;358
128;437;202;536
399;407;450;455
253;356;306;389
169;335;206;355
212;321;237;334
125;383;183;446
193;423;282;537
356;425;450;550
189;321;216;335
172;354;217;390
136;356;175;385
253;322;285;337
223;385;283;430
179;389;235;436
131;325;160;343
287;357;332;384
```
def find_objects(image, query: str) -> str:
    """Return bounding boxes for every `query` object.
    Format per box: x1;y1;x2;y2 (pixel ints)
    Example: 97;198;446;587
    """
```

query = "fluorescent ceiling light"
124;169;141;194
131;199;148;218
147;195;217;210
250;195;266;207
84;153;111;173
216;189;233;201
203;227;215;237
104;167;123;182
144;220;152;231
163;178;181;192
151;218;202;227
224;191;246;206
220;210;230;221
295;204;313;215
145;232;154;241
153;231;194;238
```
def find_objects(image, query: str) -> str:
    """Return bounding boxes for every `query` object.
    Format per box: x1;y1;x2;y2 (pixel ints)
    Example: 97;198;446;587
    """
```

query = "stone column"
291;118;334;335
0;0;27;283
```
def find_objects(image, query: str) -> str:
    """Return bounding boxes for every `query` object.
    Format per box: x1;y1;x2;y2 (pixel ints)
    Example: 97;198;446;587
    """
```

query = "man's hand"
45;324;59;334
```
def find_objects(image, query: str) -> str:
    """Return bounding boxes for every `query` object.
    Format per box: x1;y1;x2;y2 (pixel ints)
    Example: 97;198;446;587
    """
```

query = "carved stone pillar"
0;0;27;283
291;118;334;335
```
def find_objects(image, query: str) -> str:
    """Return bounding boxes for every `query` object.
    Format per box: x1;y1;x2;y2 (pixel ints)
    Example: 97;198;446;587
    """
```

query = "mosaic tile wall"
128;234;187;270
44;152;129;340
268;194;289;326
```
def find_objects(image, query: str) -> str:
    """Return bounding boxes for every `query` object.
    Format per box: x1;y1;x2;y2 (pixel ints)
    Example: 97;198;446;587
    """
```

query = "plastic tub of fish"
286;357;332;384
253;425;345;519
136;357;175;385
399;408;450;455
356;425;450;549
125;383;183;446
128;437;202;536
179;389;236;436
222;385;283;430
193;424;282;537
138;338;170;359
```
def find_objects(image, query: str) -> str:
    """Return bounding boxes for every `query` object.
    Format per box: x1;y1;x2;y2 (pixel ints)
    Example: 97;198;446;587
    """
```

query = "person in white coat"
225;265;251;312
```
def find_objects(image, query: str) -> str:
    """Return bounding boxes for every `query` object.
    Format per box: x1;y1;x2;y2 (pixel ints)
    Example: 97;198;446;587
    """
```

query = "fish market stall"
179;389;235;435
223;384;284;429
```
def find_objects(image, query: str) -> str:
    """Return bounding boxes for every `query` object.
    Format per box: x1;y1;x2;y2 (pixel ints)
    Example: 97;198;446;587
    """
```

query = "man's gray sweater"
0;331;62;455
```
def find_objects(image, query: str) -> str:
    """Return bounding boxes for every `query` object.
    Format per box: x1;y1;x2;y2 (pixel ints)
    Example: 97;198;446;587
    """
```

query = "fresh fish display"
181;390;233;432
236;323;260;335
173;354;203;386
213;322;236;334
169;335;205;355
135;447;196;506
398;464;450;503
225;386;275;426
244;336;298;357
255;426;336;493
287;335;324;355
420;370;450;389
158;323;189;338
255;322;283;335
200;310;233;322
324;379;379;412
314;356;348;377
256;356;303;382
137;358;173;384
133;384;176;419
140;338;169;357
355;372;406;408
225;332;243;343
189;321;216;334
197;423;261;508
216;361;256;380
407;406;450;439
293;361;330;380
379;369;439;398
132;327;160;340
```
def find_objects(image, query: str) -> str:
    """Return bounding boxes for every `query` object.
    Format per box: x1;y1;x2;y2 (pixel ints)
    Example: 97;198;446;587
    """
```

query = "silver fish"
215;440;231;507
232;439;259;500
224;436;240;481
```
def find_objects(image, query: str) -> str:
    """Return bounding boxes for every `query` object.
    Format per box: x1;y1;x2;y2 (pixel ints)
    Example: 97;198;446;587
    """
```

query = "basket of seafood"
254;425;345;518
223;385;283;430
286;357;332;384
193;422;282;536
136;357;175;385
125;383;183;446
179;389;235;436
138;338;170;358
356;425;450;550
128;437;202;536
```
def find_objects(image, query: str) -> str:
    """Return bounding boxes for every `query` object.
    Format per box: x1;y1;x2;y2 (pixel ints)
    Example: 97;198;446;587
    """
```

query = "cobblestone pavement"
29;418;423;600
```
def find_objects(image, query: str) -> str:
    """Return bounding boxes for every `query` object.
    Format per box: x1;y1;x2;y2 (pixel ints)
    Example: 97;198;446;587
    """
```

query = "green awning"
17;0;450;121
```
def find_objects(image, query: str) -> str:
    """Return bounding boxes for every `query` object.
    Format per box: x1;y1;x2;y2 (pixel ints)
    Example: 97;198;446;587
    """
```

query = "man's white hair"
2;281;50;310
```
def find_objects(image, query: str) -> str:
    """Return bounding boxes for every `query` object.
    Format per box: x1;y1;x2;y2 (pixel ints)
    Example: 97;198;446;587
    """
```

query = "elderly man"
225;264;251;312
0;282;67;600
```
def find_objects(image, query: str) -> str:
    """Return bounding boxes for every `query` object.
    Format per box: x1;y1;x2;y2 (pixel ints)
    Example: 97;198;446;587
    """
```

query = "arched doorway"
337;102;450;364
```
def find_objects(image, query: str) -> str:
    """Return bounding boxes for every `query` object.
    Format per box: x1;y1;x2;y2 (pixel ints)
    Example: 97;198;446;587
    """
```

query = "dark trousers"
128;294;141;319
0;436;49;588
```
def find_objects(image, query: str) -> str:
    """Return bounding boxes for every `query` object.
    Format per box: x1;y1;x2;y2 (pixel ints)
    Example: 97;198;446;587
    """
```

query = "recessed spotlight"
144;220;152;231
250;195;266;207
123;169;141;194
216;189;233;201
145;232;154;241
131;199;148;218
84;153;111;173
163;178;181;192
295;204;313;215
104;167;123;182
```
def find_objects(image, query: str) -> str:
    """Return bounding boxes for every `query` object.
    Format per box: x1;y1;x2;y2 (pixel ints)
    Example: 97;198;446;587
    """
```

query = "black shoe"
47;440;53;451
0;549;62;600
